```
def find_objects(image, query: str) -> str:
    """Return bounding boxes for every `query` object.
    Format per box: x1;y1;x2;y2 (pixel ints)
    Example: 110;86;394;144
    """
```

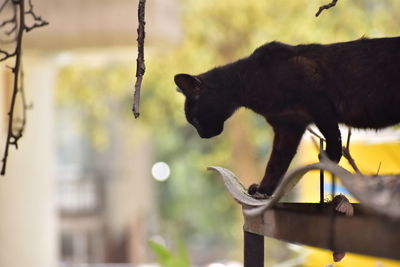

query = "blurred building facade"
0;56;58;267
1;0;179;266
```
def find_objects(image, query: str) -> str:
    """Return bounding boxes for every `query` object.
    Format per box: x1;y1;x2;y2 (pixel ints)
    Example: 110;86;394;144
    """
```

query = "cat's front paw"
248;184;270;199
248;184;259;195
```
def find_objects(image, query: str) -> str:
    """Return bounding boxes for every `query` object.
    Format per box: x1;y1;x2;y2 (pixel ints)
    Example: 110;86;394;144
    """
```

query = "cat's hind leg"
310;104;342;163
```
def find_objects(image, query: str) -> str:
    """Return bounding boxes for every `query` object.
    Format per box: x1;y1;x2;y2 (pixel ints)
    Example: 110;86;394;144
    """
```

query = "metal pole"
319;138;325;204
244;231;264;267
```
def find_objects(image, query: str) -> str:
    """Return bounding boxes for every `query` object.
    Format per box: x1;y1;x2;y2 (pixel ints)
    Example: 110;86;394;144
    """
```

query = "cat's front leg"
248;123;306;196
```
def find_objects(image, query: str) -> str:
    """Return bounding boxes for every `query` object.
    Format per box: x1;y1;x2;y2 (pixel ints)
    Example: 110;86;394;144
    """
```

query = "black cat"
174;37;400;196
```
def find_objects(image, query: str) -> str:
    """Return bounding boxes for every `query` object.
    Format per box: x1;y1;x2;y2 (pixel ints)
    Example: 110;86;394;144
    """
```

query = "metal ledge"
209;165;400;261
244;203;400;260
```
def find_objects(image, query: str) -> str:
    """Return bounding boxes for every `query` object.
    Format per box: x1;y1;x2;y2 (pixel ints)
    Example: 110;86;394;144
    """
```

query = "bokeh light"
151;161;170;182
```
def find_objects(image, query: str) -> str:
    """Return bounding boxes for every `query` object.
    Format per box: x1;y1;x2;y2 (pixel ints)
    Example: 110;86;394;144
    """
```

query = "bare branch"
1;1;18;46
12;67;28;143
345;127;351;150
0;0;11;13
5;20;17;35
307;127;325;142
132;0;146;119
1;11;17;173
1;0;48;175
1;0;25;175
24;19;48;32
0;49;16;61
316;0;338;17
341;128;362;175
24;0;48;32
376;161;382;175
0;14;15;28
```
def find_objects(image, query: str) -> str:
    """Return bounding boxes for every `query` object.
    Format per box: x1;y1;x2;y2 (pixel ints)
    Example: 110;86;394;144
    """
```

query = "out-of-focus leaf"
149;240;190;267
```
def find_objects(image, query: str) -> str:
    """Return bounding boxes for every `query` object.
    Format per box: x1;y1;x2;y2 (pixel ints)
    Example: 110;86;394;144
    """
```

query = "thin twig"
24;19;48;32
0;14;15;28
0;0;10;13
0;49;16;61
13;65;28;142
376;161;382;176
24;0;48;32
307;127;326;142
341;128;362;175
0;2;17;53
316;0;339;17
6;20;17;35
132;0;146;119
345;127;351;150
0;3;17;41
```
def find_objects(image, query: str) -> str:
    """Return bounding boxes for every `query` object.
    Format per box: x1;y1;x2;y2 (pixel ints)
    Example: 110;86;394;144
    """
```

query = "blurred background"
1;0;400;266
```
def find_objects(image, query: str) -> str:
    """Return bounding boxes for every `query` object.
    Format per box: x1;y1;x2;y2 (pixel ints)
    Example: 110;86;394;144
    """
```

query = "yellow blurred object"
296;130;400;266
304;247;400;267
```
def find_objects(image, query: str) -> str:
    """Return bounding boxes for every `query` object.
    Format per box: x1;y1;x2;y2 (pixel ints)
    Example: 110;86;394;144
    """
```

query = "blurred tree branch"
0;0;48;175
132;0;146;119
316;0;339;17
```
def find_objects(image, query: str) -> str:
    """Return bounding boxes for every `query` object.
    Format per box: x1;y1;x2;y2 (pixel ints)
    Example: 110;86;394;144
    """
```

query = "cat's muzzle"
197;126;223;139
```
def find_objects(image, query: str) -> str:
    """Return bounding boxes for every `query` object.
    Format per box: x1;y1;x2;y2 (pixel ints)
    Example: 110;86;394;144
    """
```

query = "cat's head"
174;73;231;139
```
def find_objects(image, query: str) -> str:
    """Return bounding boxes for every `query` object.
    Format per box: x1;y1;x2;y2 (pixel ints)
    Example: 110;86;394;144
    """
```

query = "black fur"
174;37;400;196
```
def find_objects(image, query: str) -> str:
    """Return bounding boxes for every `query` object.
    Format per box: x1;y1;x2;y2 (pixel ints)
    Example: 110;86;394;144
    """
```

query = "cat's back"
250;41;297;62
322;36;400;54
303;37;400;128
251;37;400;60
294;36;400;67
249;37;400;128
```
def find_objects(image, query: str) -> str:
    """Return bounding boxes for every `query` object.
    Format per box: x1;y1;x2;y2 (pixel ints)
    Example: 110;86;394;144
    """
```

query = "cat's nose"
199;132;214;139
198;126;223;139
198;129;212;138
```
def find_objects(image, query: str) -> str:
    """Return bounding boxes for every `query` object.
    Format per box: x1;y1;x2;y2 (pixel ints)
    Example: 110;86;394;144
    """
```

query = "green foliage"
56;64;133;150
149;240;190;267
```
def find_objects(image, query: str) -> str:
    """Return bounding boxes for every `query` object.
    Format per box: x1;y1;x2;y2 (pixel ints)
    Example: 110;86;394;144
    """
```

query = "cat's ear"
174;73;202;98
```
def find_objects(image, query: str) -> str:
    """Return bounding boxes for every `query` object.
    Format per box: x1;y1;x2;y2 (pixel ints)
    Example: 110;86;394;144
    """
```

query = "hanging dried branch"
132;0;146;119
0;0;48;175
316;0;339;17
